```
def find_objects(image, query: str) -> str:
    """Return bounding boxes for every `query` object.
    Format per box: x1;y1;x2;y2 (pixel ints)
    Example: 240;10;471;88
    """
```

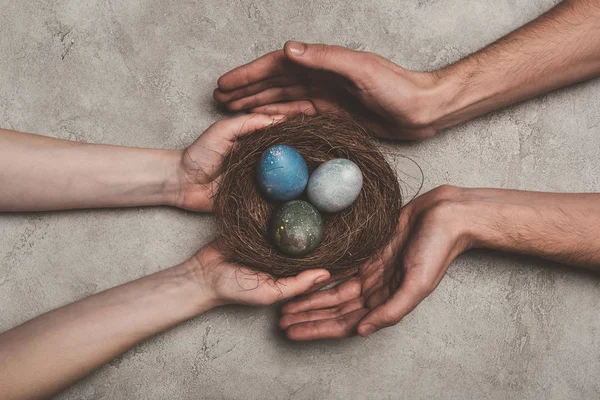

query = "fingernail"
314;275;328;284
288;41;306;56
359;324;376;337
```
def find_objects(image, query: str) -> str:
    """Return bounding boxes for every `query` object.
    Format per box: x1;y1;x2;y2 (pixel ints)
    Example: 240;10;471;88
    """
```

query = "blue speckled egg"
307;159;363;213
257;144;309;202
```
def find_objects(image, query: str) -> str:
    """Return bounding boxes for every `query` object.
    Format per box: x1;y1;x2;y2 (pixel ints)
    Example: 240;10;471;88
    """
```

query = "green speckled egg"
270;200;323;257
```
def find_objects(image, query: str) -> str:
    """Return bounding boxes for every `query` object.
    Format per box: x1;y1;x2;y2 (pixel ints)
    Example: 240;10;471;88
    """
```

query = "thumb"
207;113;286;142
266;269;331;303
284;41;366;83
356;278;430;337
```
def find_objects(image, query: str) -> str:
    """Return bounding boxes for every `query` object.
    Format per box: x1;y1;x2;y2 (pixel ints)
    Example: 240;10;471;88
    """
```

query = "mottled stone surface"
257;144;309;202
270;200;323;256
307;159;363;213
2;0;600;399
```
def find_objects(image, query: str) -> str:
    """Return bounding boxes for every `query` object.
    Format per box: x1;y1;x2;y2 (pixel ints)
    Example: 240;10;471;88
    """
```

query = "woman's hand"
192;241;331;308
0;239;329;399
0;114;280;212
173;113;283;211
214;41;443;140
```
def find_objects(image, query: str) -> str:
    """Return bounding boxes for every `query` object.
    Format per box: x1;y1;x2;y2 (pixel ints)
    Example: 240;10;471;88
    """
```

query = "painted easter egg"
307;159;363;213
257;144;309;202
270;200;323;256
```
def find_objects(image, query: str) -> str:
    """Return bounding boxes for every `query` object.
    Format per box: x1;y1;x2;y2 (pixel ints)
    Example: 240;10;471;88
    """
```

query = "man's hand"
279;186;600;340
216;0;600;140
279;185;470;339
174;114;283;211
214;41;442;140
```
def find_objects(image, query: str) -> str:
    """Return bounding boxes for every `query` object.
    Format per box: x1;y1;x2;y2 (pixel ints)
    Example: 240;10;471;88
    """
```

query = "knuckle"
279;315;292;328
313;43;331;59
280;86;302;100
334;318;353;335
358;57;379;81
362;51;380;62
275;86;287;97
381;309;402;325
433;184;460;201
333;305;345;316
332;283;345;298
346;281;362;298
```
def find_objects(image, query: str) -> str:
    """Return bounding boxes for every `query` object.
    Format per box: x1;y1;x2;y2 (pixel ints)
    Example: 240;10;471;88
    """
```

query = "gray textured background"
1;0;600;399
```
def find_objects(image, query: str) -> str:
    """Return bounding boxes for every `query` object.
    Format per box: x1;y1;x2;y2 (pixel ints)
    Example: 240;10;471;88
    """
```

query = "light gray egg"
307;159;363;213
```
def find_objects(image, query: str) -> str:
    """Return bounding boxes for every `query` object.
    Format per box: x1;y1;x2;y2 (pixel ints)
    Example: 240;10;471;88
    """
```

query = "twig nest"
214;114;402;278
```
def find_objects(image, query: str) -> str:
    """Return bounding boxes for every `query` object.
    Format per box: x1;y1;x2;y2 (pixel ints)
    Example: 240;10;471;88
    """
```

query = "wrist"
161;149;186;207
426;61;511;132
421;69;468;132
397;70;469;137
176;256;221;315
450;188;524;252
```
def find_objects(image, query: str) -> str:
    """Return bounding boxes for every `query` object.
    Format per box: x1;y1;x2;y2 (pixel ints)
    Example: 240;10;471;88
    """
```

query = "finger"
227;85;312;111
281;278;361;314
264;269;331;303
279;297;365;329
217;50;298;91
207;113;285;142
357;276;431;337
284;41;369;86
214;75;300;103
285;308;369;341
301;275;337;294
250;101;317;116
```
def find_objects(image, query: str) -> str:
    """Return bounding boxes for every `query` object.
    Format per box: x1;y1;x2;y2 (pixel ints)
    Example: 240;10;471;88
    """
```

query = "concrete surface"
1;0;600;398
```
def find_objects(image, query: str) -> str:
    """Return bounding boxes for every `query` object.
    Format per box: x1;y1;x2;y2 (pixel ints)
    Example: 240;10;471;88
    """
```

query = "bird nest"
214;114;402;278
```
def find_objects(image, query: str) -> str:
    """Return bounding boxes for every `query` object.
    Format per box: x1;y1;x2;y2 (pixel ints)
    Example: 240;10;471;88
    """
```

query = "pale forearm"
430;0;600;131
0;129;182;211
459;189;600;267
0;259;212;400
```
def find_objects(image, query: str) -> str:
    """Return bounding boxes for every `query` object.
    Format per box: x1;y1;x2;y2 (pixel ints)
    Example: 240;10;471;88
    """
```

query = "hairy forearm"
0;129;182;212
0;259;212;400
459;189;600;267
430;0;600;131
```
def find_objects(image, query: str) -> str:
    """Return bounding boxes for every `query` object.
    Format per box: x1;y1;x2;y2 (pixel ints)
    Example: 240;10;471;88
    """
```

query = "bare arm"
215;0;600;139
463;189;600;266
0;243;329;399
0;129;180;211
432;0;600;131
0;114;281;212
0;260;206;399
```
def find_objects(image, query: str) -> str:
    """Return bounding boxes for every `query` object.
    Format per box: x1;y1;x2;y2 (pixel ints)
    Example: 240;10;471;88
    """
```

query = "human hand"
191;241;331;308
214;41;443;140
173;114;283;212
278;185;473;339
